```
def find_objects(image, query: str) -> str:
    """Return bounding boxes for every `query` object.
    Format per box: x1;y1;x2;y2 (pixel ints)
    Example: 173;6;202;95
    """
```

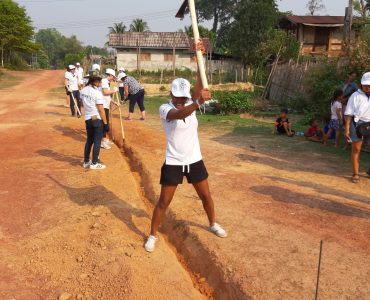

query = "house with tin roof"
279;15;345;57
109;32;212;71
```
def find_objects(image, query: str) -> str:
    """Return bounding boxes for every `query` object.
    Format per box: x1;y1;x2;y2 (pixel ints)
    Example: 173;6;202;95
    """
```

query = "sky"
16;0;350;47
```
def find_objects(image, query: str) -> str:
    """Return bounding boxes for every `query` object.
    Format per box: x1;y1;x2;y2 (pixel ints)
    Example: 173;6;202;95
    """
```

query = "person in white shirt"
144;74;227;253
64;64;81;117
344;72;370;183
80;70;109;170
117;67;126;102
75;62;84;88
64;66;72;108
100;68;118;150
323;89;344;147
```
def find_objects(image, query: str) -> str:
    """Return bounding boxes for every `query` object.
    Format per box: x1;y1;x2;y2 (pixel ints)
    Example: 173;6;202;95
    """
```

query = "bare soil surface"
0;70;205;300
118;97;370;299
1;69;369;300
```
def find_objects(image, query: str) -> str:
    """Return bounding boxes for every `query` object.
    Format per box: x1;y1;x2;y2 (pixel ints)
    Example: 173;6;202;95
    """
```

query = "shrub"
212;90;254;114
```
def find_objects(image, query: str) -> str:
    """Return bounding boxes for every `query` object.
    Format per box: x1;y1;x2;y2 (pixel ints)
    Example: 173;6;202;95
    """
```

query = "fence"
267;60;321;103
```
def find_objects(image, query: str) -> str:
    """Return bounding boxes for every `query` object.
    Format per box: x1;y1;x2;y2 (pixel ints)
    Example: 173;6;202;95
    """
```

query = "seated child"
273;108;294;137
305;118;324;142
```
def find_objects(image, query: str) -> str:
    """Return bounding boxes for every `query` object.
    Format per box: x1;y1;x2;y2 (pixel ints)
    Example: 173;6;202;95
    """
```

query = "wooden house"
279;15;345;57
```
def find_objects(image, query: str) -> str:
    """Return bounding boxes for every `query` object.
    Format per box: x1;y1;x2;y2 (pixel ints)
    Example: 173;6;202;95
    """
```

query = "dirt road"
1;69;369;300
0;70;205;300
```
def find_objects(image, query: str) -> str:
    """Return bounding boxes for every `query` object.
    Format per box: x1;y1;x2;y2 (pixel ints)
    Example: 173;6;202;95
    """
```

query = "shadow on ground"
47;174;149;239
36;149;81;166
251;185;370;219
53;125;85;142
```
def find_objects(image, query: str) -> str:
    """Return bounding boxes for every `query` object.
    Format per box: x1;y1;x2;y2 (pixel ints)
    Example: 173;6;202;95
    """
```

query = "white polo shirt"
100;78;112;109
76;67;84;84
80;85;105;121
159;101;202;166
331;101;342;120
65;71;79;91
345;89;370;122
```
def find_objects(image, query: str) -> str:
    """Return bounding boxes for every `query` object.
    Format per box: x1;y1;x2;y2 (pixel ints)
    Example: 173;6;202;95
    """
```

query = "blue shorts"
328;119;340;130
350;120;370;143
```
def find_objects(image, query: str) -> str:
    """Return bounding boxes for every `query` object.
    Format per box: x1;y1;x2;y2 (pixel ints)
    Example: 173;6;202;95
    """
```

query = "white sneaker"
210;223;227;238
144;235;158;252
83;160;92;168
106;140;114;145
90;162;106;170
100;141;111;150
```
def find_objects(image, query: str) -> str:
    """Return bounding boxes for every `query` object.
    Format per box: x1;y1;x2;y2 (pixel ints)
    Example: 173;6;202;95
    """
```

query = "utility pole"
343;0;353;55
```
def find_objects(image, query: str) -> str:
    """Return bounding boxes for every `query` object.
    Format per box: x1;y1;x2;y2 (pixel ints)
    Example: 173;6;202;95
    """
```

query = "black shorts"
160;160;209;185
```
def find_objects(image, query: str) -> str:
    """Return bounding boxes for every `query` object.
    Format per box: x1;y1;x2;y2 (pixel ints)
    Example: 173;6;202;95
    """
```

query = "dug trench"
117;139;248;300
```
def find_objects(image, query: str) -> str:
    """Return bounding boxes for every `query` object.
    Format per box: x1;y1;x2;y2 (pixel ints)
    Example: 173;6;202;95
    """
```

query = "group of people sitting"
273;71;370;183
64;63;146;169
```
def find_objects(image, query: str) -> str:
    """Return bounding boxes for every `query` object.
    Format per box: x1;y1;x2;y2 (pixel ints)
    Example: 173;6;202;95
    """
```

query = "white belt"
182;164;190;174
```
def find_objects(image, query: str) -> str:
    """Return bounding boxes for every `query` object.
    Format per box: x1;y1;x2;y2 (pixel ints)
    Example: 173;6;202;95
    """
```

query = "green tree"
85;45;108;58
37;49;50;69
35;28;64;66
306;0;325;16
108;22;126;33
184;25;216;43
129;19;150;32
0;0;38;67
354;0;370;19
228;0;279;65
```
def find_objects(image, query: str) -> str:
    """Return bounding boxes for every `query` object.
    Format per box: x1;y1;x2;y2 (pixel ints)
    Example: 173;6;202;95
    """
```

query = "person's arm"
64;78;70;90
102;88;117;96
345;115;352;140
124;85;129;99
336;107;342;124
97;104;107;124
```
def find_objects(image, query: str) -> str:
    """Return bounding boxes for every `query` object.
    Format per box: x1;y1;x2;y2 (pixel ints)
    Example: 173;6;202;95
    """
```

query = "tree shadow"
265;176;370;206
45;111;66;116
53;125;85;142
46;174;148;239
250;185;370;219
36;149;81;166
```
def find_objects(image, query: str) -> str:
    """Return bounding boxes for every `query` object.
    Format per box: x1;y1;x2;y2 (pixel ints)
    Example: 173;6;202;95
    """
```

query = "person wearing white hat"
64;64;81;117
75;62;84;88
345;71;370;183
80;70;109;170
100;68;118;149
64;66;72;107
117;67;126;102
144;73;227;253
92;63;100;72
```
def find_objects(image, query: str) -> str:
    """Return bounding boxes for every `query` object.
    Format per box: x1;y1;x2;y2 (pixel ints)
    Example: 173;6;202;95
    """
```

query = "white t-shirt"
159;101;202;166
80;85;105;121
65;71;79;91
331;100;342;120
76;67;84;84
100;78;111;109
345;89;370;122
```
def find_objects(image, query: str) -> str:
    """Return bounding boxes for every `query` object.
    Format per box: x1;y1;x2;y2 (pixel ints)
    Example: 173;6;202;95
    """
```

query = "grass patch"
0;71;23;90
145;96;370;170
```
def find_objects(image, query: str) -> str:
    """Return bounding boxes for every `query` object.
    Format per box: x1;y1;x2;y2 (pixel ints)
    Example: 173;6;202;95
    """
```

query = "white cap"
105;68;116;77
171;78;191;99
361;72;370;85
68;64;75;70
119;67;126;72
92;63;100;71
76;62;80;66
117;72;127;81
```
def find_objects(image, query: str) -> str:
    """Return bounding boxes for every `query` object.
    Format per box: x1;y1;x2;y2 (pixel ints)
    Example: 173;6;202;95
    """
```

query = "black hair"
348;71;357;76
281;108;288;114
333;89;343;100
87;77;101;86
309;118;316;126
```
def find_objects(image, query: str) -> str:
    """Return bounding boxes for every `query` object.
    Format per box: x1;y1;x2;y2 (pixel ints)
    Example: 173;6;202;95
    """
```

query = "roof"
109;32;212;52
285;15;344;26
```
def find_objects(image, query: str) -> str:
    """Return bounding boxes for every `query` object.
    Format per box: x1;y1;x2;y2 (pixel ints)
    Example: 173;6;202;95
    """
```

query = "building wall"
116;48;200;71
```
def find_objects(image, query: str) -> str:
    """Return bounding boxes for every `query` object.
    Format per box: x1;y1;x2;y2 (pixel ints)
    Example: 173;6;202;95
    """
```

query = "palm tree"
129;19;150;32
108;22;126;34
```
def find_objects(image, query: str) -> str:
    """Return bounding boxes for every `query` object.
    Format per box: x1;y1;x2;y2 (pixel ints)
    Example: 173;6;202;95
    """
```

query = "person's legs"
334;128;341;148
103;108;109;139
137;90;146;120
74;91;81;115
351;141;363;181
92;120;104;164
282;122;293;136
149;185;177;236
192;179;215;225
69;93;75;116
84;120;94;163
119;87;124;101
127;94;137;120
323;128;333;146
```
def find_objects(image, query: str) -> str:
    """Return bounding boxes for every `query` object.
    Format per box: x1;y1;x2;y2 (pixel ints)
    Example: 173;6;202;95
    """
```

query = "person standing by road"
144;75;227;253
344;72;370;183
75;62;84;89
80;70;109;170
117;67;126;102
100;68;118;149
119;73;146;121
65;64;81;117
